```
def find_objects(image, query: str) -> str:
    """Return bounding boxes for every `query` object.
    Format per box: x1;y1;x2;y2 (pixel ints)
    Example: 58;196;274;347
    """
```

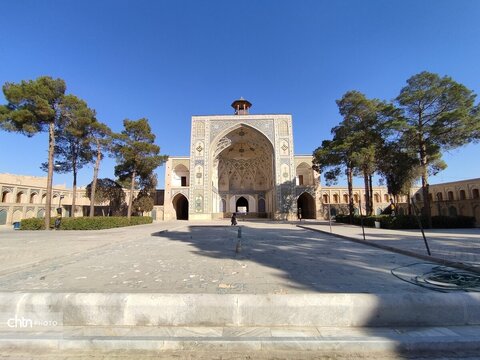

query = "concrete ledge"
0;328;480;355
0;292;479;327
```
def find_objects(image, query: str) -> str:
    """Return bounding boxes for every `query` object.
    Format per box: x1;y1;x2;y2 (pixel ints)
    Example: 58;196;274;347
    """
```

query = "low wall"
0;292;479;328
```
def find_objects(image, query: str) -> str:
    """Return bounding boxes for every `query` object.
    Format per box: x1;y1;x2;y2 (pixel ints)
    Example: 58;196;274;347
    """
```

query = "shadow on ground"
152;223;430;294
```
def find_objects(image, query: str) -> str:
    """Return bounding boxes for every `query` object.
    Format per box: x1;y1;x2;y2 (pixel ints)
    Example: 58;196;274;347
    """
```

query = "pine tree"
113;118;167;219
396;71;479;227
1;77;66;229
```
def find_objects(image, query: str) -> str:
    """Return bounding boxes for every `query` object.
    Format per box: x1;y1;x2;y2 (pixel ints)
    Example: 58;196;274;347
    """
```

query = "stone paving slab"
0;220;440;293
0;222;182;277
298;221;480;270
302;220;480;262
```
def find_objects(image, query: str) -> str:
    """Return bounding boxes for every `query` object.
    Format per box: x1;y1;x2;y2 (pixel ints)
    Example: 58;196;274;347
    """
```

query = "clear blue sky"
1;0;479;188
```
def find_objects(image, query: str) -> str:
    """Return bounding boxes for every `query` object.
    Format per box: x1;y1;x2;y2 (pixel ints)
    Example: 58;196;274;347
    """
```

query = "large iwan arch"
210;123;275;218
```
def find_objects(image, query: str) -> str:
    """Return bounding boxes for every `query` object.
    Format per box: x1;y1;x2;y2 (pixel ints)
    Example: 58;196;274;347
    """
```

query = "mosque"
1;99;479;226
163;98;387;221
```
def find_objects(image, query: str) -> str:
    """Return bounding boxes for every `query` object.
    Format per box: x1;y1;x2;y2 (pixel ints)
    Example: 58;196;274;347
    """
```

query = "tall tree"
46;95;96;217
396;71;479;227
0;76;66;229
336;91;379;215
88;121;112;217
376;140;421;212
113;118;167;219
132;173;158;215
85;178;126;216
313;136;356;223
335;91;397;215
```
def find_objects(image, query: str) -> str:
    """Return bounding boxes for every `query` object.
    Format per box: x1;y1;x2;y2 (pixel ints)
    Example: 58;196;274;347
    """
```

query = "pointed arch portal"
297;192;316;219
173;194;189;220
236;196;249;213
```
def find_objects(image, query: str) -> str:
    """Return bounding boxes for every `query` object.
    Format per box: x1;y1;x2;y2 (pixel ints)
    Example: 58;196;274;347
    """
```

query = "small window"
298;175;304;186
322;194;329;203
459;190;466;200
436;192;443;201
181;176;187;187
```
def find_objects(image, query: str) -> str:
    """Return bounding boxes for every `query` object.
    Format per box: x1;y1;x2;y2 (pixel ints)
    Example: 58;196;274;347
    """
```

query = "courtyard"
0;220;446;294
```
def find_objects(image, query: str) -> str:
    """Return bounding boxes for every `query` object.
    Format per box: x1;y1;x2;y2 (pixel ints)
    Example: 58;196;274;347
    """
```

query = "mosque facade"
163;98;320;221
1;99;479;226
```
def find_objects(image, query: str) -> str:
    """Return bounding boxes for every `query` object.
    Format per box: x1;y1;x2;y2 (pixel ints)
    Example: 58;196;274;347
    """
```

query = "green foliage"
376;141;420;200
1;77;66;135
19;218;45;230
334;214;475;229
1;76;68;229
85;178;126;215
113;118;167;218
133;195;154;213
395;71;479;226
21;216;152;230
50;95;97;173
113;118;166;182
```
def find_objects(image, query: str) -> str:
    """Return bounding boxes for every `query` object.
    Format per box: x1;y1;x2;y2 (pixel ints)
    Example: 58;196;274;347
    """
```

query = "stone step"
0;325;479;356
1;292;480;328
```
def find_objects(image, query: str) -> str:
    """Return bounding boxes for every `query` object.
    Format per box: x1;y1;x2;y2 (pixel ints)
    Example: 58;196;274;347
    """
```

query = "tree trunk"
347;166;354;224
45;122;55;230
419;142;432;228
362;168;371;216
71;165;77;218
407;189;412;215
368;174;374;216
127;170;136;220
89;140;101;217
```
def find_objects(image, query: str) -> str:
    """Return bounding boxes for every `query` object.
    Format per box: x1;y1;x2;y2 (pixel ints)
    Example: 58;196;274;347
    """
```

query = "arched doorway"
0;210;6;225
448;206;458;217
211;124;275;218
172;194;189;220
236;196;249;213
258;198;266;213
473;205;480;226
297;192;316;219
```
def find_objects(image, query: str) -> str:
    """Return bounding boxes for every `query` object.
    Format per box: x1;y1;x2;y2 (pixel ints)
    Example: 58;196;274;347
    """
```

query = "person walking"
231;212;237;226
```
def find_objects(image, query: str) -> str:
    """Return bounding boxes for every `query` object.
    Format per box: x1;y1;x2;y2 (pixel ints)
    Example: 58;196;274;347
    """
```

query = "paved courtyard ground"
0;220;448;294
300;220;480;267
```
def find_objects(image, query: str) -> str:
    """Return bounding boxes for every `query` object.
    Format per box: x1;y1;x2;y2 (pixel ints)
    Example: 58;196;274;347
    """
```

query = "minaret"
231;97;252;115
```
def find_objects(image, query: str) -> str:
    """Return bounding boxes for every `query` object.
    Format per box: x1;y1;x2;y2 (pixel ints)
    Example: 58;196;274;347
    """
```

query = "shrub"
335;214;475;229
20;218;46;230
21;216;153;230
